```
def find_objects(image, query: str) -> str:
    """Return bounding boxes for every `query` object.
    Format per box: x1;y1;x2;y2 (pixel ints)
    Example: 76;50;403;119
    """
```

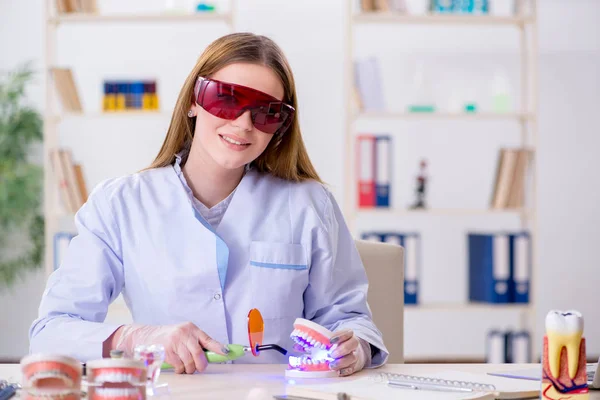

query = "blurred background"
0;0;598;365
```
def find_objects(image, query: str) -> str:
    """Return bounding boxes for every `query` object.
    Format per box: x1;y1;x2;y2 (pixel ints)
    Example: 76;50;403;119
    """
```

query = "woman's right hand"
105;322;229;374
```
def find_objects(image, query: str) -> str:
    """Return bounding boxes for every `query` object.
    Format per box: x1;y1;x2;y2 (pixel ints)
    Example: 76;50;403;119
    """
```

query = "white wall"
0;0;598;362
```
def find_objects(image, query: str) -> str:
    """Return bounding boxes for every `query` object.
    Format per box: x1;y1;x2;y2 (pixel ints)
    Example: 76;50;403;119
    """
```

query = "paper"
426;371;540;398
286;375;485;400
285;371;541;400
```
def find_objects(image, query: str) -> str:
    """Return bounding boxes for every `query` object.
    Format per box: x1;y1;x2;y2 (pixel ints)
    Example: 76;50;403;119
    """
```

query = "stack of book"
55;0;98;14
50;148;88;214
103;80;160;112
358;0;408;12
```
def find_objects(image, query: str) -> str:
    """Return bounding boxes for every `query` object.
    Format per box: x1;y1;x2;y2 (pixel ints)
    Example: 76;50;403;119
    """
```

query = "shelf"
405;303;531;312
48;12;232;24
355;208;530;217
355;111;534;121
353;12;533;26
47;111;170;123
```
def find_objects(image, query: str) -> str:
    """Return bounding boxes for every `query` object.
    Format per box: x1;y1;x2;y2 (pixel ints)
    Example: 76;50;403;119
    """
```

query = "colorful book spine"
103;79;159;112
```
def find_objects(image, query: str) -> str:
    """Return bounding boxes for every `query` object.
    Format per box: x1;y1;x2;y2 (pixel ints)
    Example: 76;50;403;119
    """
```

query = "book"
284;370;540;399
490;148;531;210
50;68;82;112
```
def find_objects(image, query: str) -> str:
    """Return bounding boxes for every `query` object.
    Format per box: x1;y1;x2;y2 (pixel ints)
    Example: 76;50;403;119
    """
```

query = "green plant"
0;63;44;288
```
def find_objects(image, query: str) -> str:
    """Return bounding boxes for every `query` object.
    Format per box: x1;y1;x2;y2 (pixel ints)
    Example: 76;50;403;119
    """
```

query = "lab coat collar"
172;152;252;197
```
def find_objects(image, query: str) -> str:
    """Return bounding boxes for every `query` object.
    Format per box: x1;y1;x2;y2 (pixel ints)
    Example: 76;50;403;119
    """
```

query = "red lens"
195;78;294;135
247;308;264;356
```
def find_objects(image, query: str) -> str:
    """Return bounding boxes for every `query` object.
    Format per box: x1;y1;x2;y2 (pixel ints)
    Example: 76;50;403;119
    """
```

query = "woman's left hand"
328;330;368;377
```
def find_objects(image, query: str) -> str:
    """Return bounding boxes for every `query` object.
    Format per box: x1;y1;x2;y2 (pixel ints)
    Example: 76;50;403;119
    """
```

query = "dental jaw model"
86;359;148;400
286;318;339;378
20;354;83;399
542;310;589;399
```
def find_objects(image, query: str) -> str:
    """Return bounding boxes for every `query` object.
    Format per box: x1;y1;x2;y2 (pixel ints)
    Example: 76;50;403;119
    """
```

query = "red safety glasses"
193;77;295;136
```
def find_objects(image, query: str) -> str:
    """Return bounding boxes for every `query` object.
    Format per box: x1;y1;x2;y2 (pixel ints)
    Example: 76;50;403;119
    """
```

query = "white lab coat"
29;158;389;366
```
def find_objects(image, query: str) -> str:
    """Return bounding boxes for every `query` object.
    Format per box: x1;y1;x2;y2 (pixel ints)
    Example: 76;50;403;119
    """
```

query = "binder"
468;233;510;303
485;329;507;363
357;135;376;208
383;232;420;305
361;232;383;242
374;135;391;207
506;330;531;363
53;232;75;270
509;232;531;303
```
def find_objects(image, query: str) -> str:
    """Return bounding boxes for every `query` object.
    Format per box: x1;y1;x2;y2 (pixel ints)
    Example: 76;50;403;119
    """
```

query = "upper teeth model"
545;310;584;379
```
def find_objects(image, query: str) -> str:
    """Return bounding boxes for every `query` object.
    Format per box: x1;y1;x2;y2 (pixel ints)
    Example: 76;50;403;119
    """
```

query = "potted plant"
0;63;44;288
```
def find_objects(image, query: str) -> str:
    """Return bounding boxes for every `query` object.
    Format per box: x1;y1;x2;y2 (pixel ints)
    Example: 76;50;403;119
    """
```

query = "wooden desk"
1;363;598;399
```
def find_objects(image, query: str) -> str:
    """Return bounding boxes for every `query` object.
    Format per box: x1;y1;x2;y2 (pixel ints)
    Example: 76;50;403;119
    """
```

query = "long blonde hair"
148;32;321;183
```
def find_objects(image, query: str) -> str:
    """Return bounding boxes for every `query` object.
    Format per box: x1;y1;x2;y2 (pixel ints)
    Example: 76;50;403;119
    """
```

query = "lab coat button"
214;293;221;301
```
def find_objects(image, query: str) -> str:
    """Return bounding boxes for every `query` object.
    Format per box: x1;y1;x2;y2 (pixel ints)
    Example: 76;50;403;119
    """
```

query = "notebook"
284;371;540;400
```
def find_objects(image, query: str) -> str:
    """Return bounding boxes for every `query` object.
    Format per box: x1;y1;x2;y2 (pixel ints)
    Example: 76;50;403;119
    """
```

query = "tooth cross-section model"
542;310;589;399
286;318;340;378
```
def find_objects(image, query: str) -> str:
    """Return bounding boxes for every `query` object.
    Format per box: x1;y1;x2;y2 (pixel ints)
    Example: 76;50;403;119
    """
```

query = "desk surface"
1;363;597;399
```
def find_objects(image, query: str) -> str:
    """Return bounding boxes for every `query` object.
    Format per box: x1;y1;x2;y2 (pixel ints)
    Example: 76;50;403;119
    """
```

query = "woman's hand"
328;330;369;376
106;322;229;374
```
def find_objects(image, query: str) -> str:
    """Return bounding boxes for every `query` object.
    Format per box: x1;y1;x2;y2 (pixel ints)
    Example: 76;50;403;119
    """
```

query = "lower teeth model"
285;318;339;378
541;310;589;398
86;359;148;400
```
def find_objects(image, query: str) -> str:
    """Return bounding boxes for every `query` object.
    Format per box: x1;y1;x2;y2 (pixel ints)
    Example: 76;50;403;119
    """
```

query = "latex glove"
110;322;229;374
328;329;371;377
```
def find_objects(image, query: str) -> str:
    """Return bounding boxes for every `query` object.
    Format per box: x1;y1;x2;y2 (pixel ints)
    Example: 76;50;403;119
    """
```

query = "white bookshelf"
353;13;533;26
356;208;531;217
48;12;233;24
344;1;539;363
356;111;534;121
42;1;236;317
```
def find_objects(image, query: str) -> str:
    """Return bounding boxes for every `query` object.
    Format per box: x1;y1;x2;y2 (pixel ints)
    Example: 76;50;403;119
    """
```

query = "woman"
29;33;388;376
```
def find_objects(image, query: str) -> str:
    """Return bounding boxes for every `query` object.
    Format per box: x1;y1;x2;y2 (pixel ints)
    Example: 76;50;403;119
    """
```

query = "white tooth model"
542;310;589;399
285;318;339;378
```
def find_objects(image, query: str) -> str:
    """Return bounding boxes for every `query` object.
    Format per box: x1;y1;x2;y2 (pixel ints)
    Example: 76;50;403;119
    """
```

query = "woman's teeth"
221;135;246;145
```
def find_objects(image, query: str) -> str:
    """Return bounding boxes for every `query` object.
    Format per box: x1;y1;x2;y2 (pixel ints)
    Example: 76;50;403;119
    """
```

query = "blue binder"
361;232;384;242
360;231;421;304
374;135;391;207
53;231;75;271
382;232;420;305
509;232;531;304
468;233;511;303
